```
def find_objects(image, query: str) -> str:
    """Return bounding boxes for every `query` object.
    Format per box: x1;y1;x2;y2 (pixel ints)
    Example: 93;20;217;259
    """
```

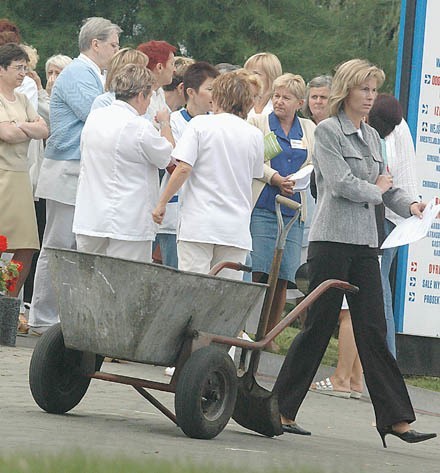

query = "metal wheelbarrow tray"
29;248;268;440
44;248;266;366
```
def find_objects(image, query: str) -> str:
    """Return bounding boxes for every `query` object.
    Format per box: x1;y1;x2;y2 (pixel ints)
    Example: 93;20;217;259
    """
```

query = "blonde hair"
174;56;195;74
112;63;154;101
243;52;282;93
273;73;306;100
21;44;38;70
45;54;72;78
105;48;149;91
212;70;254;119
234;68;263;97
328;59;385;116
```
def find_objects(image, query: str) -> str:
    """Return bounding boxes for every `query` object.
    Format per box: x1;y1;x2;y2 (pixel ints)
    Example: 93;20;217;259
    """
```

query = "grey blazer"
309;110;414;247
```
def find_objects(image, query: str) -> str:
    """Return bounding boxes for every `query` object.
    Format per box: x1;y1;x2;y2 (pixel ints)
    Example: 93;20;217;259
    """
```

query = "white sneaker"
28;326;50;337
164;367;175;377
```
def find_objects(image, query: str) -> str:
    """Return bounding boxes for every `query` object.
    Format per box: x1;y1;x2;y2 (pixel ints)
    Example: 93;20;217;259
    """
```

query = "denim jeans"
380;219;397;358
156;233;178;269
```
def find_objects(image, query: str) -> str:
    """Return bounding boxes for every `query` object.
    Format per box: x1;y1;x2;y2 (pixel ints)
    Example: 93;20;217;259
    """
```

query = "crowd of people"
0;15;436;447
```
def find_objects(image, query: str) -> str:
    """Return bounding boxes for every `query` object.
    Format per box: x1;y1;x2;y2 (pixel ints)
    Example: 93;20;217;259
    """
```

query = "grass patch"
404;376;440;392
276;326;339;368
0;455;324;473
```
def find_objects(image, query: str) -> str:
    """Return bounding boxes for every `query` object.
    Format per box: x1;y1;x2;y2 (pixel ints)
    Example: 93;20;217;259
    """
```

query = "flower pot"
0;295;20;347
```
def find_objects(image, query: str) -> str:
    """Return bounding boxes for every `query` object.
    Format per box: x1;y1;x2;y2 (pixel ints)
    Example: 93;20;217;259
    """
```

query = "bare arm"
270;172;294;196
17;117;49;140
0;122;29;144
152;161;192;224
156;108;175;147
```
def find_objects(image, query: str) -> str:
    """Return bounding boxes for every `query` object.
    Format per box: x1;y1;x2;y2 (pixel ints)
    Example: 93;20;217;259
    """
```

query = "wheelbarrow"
29;195;358;440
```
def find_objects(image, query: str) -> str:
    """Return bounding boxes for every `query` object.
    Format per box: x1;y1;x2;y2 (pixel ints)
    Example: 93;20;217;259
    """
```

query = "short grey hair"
302;75;332;119
78;17;122;52
45;54;72;77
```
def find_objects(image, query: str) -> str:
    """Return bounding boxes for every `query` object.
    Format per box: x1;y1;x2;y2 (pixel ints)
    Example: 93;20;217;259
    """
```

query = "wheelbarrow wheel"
29;323;102;414
175;346;238;439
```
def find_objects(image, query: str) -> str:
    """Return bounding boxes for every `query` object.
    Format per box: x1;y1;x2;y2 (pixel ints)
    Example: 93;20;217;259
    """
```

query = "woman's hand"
155;108;171;124
46;74;56;96
375;174;393;194
26;70;43;91
271;172;294;196
152;203;166;224
410;202;426;219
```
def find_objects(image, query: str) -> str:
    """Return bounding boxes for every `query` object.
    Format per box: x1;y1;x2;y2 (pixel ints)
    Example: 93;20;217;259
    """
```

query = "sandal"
309;377;351;398
17;313;29;334
350;390;362;399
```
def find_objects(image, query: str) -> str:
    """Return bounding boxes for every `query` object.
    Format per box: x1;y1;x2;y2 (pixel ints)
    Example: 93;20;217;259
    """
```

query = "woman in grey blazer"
274;58;436;447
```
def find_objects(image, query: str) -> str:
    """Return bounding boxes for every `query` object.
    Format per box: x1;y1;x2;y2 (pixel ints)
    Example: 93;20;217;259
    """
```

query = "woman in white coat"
73;64;172;262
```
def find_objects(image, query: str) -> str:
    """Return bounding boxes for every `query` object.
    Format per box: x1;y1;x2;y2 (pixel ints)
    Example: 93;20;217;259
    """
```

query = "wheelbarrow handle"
208;261;252;276
275;195;301;211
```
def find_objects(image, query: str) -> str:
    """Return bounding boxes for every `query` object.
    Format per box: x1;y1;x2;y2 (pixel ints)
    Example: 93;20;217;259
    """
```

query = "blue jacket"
45;57;103;161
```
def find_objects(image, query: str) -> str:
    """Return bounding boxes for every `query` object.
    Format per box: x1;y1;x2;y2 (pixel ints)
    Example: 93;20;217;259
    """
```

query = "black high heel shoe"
377;426;437;448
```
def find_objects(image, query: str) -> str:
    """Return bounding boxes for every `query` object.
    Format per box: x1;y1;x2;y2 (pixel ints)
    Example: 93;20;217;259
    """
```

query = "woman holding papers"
369;94;419;357
274;59;436;446
248;73;316;349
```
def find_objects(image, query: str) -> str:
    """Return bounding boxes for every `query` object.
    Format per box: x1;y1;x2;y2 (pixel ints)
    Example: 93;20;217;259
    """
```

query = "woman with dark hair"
369;94;418;357
275;59;435;447
0;43;48;297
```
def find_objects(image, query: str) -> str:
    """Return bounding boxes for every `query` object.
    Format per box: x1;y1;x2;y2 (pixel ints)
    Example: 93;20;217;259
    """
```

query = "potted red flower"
0;235;23;346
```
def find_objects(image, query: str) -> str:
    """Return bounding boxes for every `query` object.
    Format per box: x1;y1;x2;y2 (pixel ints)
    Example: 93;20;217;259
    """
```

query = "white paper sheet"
381;198;440;249
287;164;314;191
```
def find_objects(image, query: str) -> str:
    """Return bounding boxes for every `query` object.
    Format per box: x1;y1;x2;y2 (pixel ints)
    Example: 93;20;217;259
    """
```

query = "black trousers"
274;241;415;430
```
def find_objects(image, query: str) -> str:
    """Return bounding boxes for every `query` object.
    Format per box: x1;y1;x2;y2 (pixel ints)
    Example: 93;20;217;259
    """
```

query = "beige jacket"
248;114;316;221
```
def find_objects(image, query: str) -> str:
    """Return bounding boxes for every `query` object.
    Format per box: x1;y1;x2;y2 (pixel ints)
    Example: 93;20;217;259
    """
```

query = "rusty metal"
196;279;359;351
133;386;177;424
89;371;176;393
209;261;252;276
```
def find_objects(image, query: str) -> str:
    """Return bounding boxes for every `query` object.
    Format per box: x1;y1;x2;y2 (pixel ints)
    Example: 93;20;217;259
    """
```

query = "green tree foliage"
0;0;401;91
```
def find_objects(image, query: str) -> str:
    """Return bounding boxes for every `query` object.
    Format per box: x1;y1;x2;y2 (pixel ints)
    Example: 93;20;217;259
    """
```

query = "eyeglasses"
97;39;120;51
10;65;29;73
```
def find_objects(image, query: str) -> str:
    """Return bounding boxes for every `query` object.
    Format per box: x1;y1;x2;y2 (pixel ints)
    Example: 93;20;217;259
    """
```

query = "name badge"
290;139;306;149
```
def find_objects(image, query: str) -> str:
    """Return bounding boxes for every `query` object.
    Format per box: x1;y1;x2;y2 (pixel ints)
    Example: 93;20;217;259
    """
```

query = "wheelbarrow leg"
133;386;177;424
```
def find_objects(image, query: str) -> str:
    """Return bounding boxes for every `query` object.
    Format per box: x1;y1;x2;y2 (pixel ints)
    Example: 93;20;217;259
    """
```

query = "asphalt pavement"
0;334;439;473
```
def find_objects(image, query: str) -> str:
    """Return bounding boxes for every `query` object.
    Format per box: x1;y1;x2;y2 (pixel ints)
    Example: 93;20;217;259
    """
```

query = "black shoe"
377;426;437;448
282;423;311;436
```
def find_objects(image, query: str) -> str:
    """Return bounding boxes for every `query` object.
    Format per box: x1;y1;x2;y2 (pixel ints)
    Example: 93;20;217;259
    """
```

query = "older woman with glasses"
274;59;436;447
0;43;48;297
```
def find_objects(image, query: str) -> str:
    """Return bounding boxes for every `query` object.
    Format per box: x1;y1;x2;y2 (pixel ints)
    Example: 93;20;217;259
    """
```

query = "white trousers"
177;241;247;280
29;200;76;328
76;234;152;263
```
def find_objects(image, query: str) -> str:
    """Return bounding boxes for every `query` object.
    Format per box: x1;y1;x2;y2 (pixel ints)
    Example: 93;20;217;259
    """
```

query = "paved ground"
0;336;439;473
